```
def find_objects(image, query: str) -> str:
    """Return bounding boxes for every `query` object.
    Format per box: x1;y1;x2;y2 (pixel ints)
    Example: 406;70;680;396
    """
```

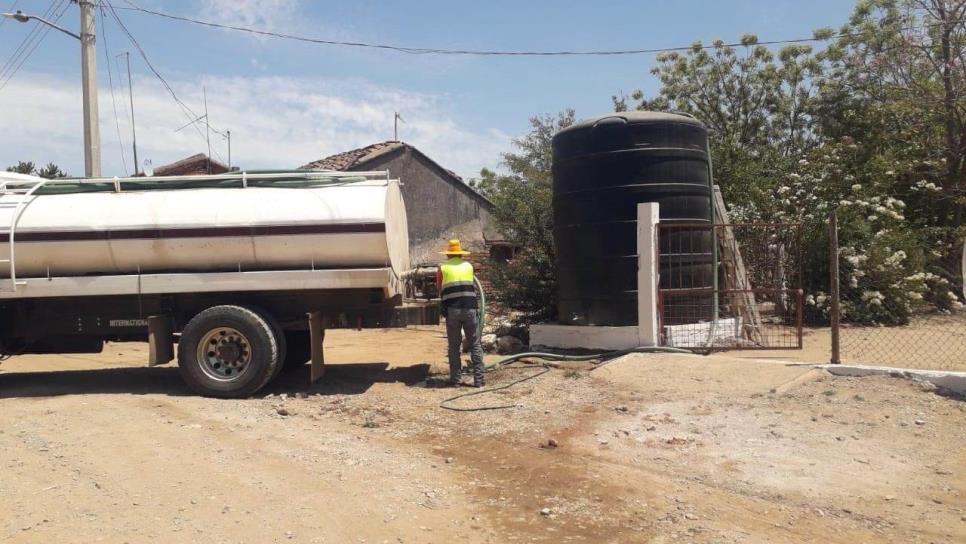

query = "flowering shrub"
735;140;960;325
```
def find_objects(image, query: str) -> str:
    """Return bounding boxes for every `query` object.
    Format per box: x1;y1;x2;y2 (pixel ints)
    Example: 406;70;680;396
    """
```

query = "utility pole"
2;6;100;176
123;52;139;175
79;0;101;177
226;130;231;170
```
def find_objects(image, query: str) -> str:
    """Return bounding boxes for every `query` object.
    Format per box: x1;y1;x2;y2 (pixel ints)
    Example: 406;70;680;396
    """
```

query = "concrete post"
79;0;101;177
637;203;660;346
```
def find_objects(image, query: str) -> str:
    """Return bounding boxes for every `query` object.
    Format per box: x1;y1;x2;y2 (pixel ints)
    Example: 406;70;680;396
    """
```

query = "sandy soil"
0;327;963;543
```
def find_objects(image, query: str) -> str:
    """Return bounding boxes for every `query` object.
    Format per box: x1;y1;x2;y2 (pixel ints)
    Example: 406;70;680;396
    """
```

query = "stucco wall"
355;148;495;265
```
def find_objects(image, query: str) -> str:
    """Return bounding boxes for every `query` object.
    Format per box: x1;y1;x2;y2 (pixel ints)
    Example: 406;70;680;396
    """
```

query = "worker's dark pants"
446;307;485;385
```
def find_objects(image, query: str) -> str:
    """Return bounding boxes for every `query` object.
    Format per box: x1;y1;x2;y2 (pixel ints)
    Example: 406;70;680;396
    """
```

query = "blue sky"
1;0;855;178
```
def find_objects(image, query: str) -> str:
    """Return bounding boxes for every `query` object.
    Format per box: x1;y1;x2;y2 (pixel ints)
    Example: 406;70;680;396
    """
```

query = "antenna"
203;86;211;174
394;112;405;141
122;52;139;175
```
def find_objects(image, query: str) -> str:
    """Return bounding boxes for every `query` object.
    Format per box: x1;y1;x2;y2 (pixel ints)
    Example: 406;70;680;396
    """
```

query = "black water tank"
552;111;713;326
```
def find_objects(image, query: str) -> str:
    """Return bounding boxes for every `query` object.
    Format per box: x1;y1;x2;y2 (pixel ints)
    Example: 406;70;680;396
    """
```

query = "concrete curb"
818;364;966;396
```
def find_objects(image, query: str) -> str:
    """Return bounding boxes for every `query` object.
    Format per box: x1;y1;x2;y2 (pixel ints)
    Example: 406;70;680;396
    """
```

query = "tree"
817;0;966;287
475;110;575;322
6;161;68;179
6;161;36;175
615;0;964;322
615;35;824;208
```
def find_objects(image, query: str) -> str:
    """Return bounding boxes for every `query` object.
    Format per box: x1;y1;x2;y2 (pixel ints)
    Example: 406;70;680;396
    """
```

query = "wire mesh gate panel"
657;223;803;350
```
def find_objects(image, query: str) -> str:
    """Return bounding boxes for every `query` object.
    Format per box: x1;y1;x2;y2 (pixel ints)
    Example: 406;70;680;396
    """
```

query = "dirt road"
1;327;963;543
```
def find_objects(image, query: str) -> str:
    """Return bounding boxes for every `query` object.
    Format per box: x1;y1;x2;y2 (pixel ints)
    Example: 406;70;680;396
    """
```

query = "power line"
116;0;965;57
0;0;20;28
0;0;58;81
0;0;69;92
1;1;61;76
101;0;225;162
99;4;129;174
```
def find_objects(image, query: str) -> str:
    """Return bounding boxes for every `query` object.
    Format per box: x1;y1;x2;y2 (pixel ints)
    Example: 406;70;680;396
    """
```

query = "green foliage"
6;161;68;179
475;110;575;322
617;0;965;323
483;0;965;324
6;161;36;175
616;32;823;209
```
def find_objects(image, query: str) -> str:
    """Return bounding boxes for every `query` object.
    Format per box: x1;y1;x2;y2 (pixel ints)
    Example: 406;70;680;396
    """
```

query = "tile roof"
153;153;230;176
298;141;404;171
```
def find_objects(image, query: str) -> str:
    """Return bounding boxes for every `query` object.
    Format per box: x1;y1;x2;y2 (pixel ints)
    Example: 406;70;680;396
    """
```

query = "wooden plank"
712;186;764;345
308;311;326;384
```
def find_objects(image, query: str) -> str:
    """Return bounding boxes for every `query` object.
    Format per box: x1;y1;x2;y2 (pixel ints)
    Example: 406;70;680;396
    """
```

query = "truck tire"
280;330;311;371
178;305;280;398
246;306;288;382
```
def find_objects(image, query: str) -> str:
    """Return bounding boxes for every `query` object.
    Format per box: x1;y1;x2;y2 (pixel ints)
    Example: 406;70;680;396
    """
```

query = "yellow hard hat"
441;239;470;255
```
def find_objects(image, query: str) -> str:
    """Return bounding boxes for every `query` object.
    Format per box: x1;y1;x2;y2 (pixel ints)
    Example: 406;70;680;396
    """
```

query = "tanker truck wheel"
177;305;280;398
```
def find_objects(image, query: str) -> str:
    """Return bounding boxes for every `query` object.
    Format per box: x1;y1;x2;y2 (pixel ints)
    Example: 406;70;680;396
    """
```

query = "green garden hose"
474;276;485;339
440;345;692;411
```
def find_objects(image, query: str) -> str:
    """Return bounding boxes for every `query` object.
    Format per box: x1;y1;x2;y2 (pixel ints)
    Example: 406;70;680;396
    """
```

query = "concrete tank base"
530;324;645;351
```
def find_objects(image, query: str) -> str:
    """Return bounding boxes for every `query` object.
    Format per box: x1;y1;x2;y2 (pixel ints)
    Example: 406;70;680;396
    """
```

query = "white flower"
862;290;885;305
884;251;906;267
851;184;862;192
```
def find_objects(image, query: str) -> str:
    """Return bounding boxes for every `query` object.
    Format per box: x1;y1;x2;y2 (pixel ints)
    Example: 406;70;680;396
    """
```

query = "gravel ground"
0;328;963;543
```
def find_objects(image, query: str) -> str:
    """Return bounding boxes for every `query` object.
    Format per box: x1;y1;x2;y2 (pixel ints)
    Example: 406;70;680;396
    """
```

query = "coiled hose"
439;345;692;412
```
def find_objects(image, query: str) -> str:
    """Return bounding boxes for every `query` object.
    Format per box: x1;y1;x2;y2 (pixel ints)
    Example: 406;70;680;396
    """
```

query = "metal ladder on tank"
0;177;48;292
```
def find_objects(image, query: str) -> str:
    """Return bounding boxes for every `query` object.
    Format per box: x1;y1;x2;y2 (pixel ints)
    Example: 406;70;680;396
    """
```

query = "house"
151;153;230;176
300;141;510;268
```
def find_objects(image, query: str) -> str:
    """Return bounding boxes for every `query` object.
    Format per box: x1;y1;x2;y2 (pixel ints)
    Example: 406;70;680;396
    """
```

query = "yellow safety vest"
440;258;476;306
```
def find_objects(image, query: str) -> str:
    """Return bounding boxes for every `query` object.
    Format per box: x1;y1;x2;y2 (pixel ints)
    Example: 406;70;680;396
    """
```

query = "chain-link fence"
838;311;966;371
828;211;966;371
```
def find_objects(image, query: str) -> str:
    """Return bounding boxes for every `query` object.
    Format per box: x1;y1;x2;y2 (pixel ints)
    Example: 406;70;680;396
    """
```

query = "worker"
437;239;485;388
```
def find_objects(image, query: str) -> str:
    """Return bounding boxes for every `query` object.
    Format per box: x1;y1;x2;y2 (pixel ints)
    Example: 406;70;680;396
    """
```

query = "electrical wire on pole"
0;0;68;92
0;0;19;28
101;0;225;163
115;0;965;58
99;4;129;175
0;0;57;79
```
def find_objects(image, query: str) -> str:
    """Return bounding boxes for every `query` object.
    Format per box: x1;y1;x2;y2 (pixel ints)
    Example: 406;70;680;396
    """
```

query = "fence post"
829;210;841;364
637;202;660;347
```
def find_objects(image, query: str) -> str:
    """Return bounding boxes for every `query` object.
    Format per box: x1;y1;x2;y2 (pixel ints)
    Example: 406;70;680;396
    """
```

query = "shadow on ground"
0;366;191;398
266;362;432;395
0;362;432;399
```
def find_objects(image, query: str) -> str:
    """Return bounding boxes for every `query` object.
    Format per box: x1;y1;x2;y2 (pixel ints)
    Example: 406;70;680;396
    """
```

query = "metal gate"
656;222;803;350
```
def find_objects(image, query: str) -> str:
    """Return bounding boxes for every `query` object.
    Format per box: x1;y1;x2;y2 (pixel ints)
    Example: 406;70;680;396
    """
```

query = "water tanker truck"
0;170;436;397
